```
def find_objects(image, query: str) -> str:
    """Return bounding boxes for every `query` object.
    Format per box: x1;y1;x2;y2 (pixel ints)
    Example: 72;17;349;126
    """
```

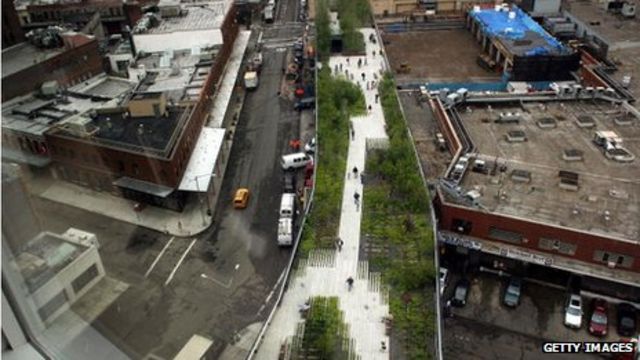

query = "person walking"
346;276;354;291
354;191;360;211
335;237;344;251
351;128;355;140
352;166;359;179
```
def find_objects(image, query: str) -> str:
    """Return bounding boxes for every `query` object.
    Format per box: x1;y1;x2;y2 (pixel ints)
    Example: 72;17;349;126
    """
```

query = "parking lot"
444;269;636;345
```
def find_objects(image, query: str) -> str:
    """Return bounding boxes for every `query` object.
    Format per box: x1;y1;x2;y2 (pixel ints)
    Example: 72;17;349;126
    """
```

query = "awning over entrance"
113;177;174;198
178;127;225;192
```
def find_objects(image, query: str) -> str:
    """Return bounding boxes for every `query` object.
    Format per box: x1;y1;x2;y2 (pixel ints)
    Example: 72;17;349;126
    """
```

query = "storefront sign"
438;231;482;250
499;247;553;266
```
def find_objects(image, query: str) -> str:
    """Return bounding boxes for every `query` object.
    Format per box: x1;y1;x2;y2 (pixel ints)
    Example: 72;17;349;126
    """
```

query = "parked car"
451;278;470;307
564;294;583;329
439;267;448;296
589;298;609;336
304;137;316;154
503;277;522;308
617;303;638;337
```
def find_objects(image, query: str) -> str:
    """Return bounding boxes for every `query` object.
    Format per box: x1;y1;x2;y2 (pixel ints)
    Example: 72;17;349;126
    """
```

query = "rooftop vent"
506;130;527;142
575;115;596;128
537;117;557;129
496;112;521;124
558;170;579;191
511;169;531;183
562;149;584;162
614;116;633;126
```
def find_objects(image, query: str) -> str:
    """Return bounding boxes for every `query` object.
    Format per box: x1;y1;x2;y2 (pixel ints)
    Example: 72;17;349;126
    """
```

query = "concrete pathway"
254;28;391;359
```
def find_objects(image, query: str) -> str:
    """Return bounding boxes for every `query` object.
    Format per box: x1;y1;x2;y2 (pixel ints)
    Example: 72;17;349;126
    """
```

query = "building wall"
2;0;26;48
1;164;42;254
435;196;640;273
1;39;104;102
30;242;105;325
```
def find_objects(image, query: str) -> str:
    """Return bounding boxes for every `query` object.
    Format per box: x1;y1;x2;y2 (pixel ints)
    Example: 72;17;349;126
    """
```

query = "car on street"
589;298;609;336
564;294;583;329
451;278;470;307
233;188;250;209
503;277;522;308
284;173;296;193
304;137;315;154
439;267;448;296
617;303;638;337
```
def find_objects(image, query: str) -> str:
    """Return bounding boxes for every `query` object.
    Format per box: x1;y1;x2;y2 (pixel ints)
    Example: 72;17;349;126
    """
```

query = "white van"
281;152;312;170
279;193;295;218
277;217;293;246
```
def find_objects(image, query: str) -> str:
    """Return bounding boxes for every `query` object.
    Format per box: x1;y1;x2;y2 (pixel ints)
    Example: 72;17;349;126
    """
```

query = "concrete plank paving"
254;28;392;359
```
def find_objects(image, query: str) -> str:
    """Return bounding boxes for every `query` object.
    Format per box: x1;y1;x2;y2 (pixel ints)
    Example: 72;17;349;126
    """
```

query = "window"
72;264;99;293
38;291;68;322
452;218;473;234
488;226;523;244
593;251;634;268
538;237;577;255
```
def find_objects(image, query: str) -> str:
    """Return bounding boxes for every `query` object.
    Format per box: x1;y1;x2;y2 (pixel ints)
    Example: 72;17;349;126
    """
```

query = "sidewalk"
34;31;253;238
254;28;391;359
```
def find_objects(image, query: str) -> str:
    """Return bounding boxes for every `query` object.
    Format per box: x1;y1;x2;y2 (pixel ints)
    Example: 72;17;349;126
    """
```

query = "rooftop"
49;106;189;157
445;98;640;243
2;92;118;136
1;42;65;78
469;6;571;57
566;0;640;47
67;73;136;100
147;2;231;34
14;231;89;293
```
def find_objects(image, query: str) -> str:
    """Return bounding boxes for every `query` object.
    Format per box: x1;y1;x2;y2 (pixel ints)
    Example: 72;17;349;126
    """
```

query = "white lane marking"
200;273;233;289
145;236;174;278
164;238;197;286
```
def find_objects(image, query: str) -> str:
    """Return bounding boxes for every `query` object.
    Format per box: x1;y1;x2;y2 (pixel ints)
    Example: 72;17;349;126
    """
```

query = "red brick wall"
2;39;104;101
435;196;640;273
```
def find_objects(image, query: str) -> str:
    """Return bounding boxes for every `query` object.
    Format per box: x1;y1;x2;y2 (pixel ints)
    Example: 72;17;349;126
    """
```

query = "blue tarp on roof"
469;6;569;56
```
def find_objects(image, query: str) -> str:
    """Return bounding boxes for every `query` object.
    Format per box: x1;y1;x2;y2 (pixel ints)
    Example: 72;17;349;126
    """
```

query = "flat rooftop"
15;232;88;292
566;0;640;47
469;6;571;57
67;74;136;100
147;2;231;34
50;107;188;157
2;93;118;136
449;99;640;242
1;42;65;78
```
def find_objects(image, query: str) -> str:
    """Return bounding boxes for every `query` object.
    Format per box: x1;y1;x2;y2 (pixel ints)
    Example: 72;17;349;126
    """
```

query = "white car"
304;137;316;154
564;294;583;328
439;267;448;296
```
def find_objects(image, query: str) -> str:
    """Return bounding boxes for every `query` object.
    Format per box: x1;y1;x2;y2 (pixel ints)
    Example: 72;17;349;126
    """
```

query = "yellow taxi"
233;188;250;209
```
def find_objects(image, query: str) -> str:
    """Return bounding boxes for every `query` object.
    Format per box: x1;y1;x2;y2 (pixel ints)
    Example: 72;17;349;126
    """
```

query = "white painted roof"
178;127;225;192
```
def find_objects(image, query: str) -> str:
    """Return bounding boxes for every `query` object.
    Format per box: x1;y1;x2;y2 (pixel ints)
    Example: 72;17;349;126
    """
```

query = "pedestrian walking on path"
375;93;379;103
335;237;344;251
354;191;361;211
346;276;354;291
351;128;355;140
361;72;366;81
352;166;359;179
381;341;387;352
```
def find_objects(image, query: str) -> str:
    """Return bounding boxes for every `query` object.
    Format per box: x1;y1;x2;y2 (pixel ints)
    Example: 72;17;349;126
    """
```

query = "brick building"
429;90;640;289
43;3;239;211
1;31;104;102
